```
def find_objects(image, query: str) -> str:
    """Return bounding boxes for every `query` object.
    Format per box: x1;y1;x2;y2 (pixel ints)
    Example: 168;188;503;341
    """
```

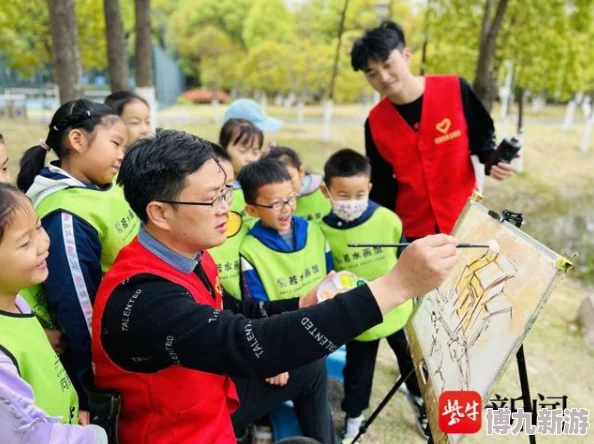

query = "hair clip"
52;125;58;131
39;140;51;151
86;110;91;117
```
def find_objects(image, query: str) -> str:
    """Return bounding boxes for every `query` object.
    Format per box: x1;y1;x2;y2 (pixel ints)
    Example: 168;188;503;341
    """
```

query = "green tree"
168;0;252;49
498;0;567;94
242;0;296;50
334;31;373;102
295;0;379;44
191;26;245;91
166;0;251;84
473;0;511;111
557;0;594;98
0;1;52;76
242;41;292;96
426;0;594;105
0;0;134;77
288;41;334;100
495;0;594;101
424;0;510;109
425;0;483;78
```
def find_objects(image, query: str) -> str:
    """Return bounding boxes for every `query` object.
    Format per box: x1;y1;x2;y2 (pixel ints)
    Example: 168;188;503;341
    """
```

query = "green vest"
320;207;413;341
295;188;331;224
0;306;78;423
21;185;139;328
240;223;327;301
209;210;249;299
232;186;256;227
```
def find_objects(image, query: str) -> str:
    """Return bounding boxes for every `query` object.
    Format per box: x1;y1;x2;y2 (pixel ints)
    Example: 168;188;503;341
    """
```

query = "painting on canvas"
405;199;572;443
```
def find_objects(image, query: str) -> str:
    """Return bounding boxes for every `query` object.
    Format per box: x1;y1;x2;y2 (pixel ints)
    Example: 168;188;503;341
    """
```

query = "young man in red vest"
352;21;516;242
91;129;458;444
350;20;516;440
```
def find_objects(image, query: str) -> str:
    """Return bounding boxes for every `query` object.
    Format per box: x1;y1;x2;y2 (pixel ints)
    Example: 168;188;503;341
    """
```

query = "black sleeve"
366;119;398;209
101;273;383;378
222;290;300;318
460;77;497;164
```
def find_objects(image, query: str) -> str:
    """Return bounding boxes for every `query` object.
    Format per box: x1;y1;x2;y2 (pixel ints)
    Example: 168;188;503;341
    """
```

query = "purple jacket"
0;296;106;443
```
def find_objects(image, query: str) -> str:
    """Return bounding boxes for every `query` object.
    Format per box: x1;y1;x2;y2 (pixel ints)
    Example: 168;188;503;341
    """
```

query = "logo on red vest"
436;118;451;134
435;118;462;144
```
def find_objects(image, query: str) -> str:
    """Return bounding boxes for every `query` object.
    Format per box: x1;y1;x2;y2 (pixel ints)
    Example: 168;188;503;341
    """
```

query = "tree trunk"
472;0;510;112
134;0;153;87
46;0;84;104
479;0;493;46
104;0;129;91
327;0;349;101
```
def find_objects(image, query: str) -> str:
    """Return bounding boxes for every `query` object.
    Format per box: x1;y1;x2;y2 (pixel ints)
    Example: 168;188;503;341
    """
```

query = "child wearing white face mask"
319;149;429;441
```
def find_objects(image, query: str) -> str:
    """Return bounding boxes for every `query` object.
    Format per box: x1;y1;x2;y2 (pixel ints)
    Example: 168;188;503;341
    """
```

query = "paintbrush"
348;241;499;251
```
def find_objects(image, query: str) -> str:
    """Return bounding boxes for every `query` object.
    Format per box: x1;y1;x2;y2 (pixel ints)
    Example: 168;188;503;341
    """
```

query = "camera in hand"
485;136;522;175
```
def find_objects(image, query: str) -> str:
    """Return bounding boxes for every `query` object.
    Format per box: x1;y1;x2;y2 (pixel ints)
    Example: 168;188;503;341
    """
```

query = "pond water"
527;210;594;280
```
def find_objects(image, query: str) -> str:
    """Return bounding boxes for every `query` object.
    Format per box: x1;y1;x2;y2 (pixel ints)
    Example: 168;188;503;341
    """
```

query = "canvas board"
405;199;571;443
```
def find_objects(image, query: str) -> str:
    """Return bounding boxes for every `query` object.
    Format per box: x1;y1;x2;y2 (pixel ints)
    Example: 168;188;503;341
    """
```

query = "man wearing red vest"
91;129;458;444
350;20;516;440
352;21;516;241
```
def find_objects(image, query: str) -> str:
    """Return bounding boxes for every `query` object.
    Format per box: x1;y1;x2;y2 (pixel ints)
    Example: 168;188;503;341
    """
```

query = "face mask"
331;198;369;222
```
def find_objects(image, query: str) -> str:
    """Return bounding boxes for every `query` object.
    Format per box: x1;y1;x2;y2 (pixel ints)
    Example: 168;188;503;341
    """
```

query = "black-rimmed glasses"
254;194;298;211
157;187;233;211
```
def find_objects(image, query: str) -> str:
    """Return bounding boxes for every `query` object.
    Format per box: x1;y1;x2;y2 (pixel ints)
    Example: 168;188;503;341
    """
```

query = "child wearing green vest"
318;149;428;441
0;183;106;442
15;99;140;415
238;158;333;302
219;118;264;222
266;146;331;224
208;145;249;299
104;90;153;148
237;158;334;434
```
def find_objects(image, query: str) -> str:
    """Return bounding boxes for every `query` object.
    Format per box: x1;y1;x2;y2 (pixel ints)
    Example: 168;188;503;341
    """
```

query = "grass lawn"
1;104;593;443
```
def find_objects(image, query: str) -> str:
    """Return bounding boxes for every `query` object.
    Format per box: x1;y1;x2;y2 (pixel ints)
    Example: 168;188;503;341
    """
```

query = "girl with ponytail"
17;99;140;419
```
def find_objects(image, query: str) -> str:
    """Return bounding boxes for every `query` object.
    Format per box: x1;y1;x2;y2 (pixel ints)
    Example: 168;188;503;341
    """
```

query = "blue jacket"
241;216;334;301
322;200;407;258
26;164;107;409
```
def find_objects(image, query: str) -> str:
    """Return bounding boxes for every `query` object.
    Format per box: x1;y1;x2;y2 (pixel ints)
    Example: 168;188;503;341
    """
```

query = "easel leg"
354;346;536;443
516;345;536;444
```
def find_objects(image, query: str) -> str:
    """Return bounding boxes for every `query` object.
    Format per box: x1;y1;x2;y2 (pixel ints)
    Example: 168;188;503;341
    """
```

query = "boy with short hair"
319;149;427;440
238;158;333;301
266;146;331;223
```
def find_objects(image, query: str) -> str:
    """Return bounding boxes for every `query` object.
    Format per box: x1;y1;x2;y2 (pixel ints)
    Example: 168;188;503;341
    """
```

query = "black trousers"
231;359;336;444
341;328;421;418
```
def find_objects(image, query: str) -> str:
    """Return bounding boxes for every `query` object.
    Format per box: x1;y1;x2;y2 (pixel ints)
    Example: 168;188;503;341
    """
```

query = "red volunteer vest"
92;238;239;444
368;75;476;237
